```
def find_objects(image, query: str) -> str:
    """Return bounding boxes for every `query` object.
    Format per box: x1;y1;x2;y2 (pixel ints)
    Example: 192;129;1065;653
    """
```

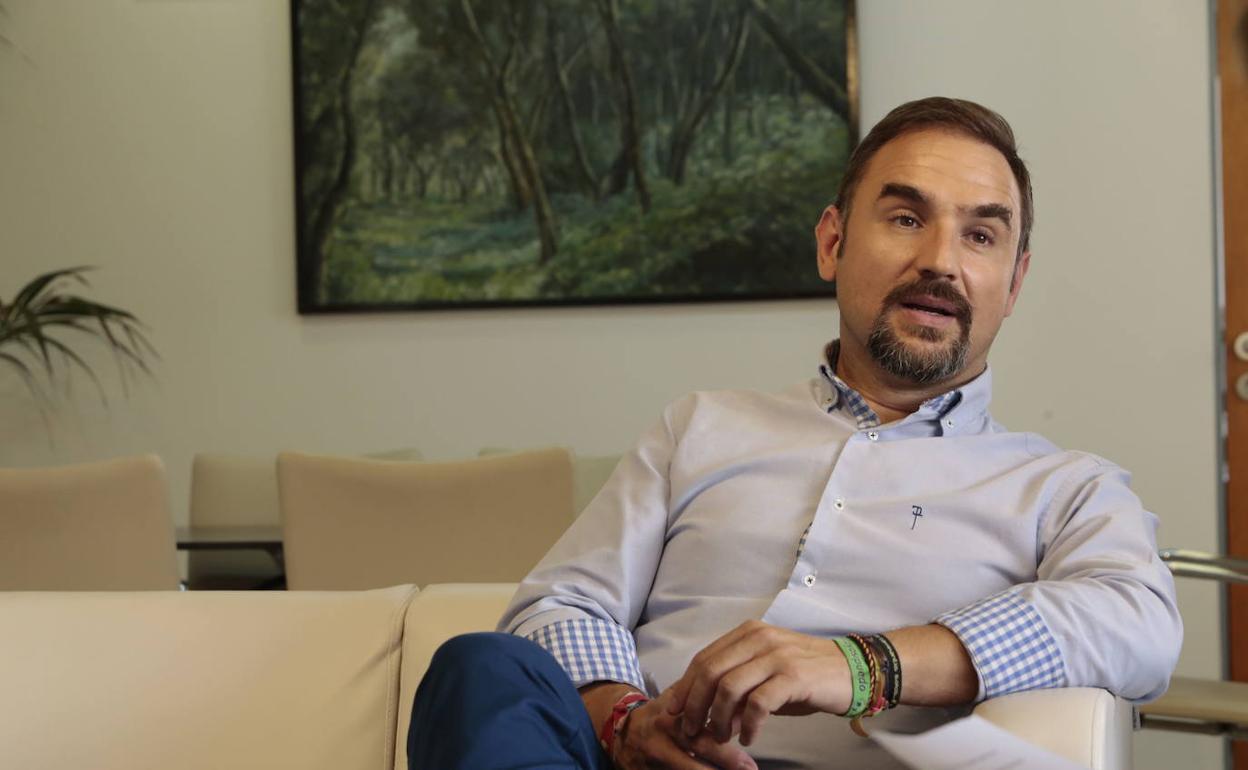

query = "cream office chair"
0;455;179;590
478;446;620;516
278;448;574;590
188;449;425;589
1138;549;1248;742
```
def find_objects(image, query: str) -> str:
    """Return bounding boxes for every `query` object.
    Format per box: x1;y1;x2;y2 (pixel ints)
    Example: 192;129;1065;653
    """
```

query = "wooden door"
1220;0;1248;766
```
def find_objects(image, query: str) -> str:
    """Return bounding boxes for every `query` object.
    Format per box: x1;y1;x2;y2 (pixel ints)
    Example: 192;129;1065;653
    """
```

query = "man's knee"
426;632;553;679
421;631;583;710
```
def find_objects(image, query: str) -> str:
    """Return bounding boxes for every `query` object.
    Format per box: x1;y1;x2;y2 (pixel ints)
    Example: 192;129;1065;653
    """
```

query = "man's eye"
893;215;919;228
969;230;994;246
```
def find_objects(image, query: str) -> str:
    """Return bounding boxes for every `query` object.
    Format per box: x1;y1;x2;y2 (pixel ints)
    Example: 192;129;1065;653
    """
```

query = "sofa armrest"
973;688;1133;770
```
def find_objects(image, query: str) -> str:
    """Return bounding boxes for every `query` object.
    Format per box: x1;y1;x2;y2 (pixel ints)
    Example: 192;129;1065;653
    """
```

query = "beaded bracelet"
831;636;872;718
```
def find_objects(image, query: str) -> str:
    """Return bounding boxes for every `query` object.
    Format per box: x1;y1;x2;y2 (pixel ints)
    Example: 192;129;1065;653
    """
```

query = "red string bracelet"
599;691;649;759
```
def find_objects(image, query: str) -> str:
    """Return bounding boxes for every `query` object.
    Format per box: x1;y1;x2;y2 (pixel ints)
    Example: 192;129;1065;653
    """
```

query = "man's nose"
913;225;959;280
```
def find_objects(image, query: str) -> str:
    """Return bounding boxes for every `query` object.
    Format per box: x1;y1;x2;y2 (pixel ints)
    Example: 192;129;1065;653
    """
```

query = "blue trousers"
406;632;611;770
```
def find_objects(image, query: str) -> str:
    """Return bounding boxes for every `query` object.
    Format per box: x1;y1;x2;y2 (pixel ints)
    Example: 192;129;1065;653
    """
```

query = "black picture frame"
291;0;858;314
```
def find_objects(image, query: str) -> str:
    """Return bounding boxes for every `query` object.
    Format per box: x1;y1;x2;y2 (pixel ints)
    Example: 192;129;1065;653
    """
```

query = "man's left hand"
665;620;852;747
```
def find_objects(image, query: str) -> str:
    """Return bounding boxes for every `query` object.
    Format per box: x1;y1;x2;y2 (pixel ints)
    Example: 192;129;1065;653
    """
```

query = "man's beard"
865;279;973;385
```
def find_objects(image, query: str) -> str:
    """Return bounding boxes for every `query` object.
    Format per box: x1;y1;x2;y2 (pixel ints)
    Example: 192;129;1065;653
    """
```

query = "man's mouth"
898;295;959;317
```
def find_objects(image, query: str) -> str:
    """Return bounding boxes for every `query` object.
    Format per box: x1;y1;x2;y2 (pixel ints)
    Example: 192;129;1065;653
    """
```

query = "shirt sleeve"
497;399;687;693
936;455;1182;703
524;618;645;690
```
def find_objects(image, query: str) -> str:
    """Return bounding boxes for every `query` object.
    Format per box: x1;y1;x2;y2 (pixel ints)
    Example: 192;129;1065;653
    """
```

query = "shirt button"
945;419;955;428
867;430;879;441
833;498;845;510
803;574;817;587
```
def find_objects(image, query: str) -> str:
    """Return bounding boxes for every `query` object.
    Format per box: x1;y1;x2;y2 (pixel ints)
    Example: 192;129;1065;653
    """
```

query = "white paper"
871;714;1088;770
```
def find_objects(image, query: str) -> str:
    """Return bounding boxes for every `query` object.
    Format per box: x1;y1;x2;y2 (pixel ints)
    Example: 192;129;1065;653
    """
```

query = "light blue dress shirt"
499;345;1182;768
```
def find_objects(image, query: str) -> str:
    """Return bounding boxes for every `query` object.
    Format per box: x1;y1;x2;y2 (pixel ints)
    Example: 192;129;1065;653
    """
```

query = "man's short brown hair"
834;97;1034;257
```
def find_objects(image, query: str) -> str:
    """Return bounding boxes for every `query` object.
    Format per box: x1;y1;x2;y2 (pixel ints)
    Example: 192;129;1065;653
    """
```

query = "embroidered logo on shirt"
910;505;924;529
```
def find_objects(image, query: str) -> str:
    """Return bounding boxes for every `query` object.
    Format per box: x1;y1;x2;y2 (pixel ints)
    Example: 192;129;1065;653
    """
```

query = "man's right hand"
581;683;758;770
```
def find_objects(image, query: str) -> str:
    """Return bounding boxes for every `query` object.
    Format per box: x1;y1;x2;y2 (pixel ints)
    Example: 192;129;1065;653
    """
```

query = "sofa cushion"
0;585;417;770
395;583;518;770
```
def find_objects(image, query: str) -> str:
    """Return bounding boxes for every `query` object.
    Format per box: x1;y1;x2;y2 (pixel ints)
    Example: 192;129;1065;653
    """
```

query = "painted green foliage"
295;0;851;309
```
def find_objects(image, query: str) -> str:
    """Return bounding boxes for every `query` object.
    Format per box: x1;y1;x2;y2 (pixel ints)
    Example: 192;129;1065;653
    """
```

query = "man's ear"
1004;250;1031;317
814;205;844;283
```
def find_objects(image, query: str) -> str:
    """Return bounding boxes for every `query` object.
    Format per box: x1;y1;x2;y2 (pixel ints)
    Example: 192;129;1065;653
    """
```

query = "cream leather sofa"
0;584;1131;770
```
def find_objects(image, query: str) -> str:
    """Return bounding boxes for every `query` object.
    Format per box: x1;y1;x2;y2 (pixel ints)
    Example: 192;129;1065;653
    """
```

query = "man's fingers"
621;701;716;770
680;624;779;737
737;675;793;747
688;732;759;770
667;622;759;716
649;739;719;770
667;672;692;715
705;657;776;743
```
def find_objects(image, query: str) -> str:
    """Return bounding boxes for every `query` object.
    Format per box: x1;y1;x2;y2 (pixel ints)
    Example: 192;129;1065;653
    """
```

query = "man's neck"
831;337;983;424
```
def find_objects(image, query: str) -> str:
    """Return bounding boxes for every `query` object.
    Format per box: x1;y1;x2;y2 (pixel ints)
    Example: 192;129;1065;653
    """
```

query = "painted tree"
296;0;382;306
406;0;559;262
595;0;651;213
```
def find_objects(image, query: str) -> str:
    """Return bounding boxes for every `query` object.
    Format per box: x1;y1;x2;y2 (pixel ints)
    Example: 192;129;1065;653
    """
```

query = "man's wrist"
579;682;645;735
599;691;650;759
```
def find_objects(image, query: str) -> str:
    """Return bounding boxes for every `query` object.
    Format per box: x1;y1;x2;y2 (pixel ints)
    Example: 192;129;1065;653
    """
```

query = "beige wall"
0;1;1223;766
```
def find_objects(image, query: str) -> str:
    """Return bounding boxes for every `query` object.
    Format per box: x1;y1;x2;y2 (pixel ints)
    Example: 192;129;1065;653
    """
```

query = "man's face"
815;129;1030;386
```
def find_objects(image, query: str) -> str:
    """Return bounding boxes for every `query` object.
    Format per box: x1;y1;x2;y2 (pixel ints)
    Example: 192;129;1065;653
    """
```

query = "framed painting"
292;0;857;312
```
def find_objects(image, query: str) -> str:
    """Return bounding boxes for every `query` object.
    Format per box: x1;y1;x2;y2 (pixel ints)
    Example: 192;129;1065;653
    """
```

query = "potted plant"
0;267;158;411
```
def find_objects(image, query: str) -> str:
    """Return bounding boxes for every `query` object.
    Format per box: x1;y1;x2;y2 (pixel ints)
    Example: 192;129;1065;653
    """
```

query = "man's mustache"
882;280;972;325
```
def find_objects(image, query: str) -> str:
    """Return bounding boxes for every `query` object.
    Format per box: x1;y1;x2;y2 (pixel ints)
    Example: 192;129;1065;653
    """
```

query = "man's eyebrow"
964;202;1013;231
877;182;928;207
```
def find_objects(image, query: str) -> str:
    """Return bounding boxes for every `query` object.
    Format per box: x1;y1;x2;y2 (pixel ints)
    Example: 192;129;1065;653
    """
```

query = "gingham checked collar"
818;339;977;430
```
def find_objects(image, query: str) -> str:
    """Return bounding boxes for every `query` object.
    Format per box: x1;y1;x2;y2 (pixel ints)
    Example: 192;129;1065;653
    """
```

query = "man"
407;97;1183;769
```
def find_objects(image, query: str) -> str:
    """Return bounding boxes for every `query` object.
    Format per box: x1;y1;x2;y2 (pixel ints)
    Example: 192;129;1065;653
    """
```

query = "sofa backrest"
0;585;418;770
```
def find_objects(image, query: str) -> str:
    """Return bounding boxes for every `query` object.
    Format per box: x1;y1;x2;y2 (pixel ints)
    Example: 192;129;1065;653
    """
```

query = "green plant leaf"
0;266;157;409
42;336;107;406
0;350;44;401
9;267;91;313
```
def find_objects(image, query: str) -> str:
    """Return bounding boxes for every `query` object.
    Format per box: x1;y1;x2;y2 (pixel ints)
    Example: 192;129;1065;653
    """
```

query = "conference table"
175;526;285;589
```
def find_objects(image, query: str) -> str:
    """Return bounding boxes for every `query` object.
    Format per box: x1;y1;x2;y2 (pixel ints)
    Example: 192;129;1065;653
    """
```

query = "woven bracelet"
870;633;903;709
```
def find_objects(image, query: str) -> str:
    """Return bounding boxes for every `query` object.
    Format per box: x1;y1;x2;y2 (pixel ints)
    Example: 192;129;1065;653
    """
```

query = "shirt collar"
817;339;991;432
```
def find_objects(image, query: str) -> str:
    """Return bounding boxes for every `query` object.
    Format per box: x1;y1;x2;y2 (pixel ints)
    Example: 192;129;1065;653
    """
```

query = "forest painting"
292;0;856;312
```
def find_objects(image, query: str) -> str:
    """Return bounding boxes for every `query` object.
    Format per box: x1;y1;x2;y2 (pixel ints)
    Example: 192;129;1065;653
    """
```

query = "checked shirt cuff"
935;591;1067;701
525;617;646;691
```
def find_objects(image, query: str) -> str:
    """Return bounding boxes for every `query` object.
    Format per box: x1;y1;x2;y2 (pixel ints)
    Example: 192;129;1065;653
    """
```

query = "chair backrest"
478;447;620;516
189;454;282;529
278;449;574;590
0;455;179;590
570;453;621;515
0;586;417;770
189;451;426;531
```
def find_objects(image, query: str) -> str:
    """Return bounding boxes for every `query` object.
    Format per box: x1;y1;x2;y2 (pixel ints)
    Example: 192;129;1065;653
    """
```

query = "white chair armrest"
973;688;1132;770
